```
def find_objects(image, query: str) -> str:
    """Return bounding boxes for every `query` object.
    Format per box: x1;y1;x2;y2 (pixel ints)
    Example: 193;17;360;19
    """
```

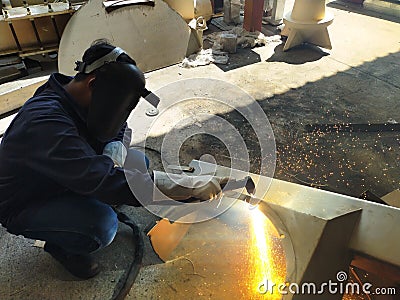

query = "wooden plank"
18;45;58;57
0;65;23;84
0;55;22;66
0;78;46;115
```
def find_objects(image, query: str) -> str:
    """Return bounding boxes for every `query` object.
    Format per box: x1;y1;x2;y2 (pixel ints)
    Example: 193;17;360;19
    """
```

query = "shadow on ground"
266;43;330;64
328;0;400;24
216;48;262;72
140;51;400;198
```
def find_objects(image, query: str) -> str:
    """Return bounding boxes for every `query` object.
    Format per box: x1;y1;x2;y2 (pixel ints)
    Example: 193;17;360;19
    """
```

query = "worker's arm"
102;123;132;167
153;171;229;201
110;122;132;148
21;110;227;206
22;110;151;206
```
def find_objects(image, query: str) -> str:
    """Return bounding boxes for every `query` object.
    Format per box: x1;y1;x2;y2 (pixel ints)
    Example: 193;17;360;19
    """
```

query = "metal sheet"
190;160;400;270
58;0;200;74
143;200;288;300
147;218;193;261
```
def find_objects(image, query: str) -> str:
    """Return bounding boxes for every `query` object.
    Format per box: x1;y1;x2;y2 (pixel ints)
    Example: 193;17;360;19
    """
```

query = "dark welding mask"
74;47;146;142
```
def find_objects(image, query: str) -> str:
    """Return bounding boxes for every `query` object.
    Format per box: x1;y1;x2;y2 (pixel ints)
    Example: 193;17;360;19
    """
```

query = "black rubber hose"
111;210;144;300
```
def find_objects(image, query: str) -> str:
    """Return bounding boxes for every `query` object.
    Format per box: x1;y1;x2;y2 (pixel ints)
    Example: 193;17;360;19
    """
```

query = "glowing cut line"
250;207;284;299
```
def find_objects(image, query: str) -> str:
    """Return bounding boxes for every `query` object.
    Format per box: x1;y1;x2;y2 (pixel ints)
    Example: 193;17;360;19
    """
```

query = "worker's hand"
153;171;230;201
103;141;127;168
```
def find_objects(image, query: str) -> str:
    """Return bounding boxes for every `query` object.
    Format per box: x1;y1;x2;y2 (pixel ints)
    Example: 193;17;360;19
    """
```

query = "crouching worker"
0;42;228;279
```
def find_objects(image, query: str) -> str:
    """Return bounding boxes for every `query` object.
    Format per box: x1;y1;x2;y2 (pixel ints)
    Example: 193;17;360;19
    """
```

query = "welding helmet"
75;47;146;142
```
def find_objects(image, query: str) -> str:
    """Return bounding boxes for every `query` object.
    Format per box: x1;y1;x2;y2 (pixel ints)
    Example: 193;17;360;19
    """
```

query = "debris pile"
207;26;281;50
180;25;281;68
181;49;229;68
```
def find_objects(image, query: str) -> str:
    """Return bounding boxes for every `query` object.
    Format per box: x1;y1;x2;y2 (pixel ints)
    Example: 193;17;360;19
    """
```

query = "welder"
0;42;227;279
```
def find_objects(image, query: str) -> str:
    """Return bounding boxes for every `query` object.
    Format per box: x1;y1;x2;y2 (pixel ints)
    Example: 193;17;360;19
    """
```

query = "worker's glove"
153;171;229;201
103;141;127;168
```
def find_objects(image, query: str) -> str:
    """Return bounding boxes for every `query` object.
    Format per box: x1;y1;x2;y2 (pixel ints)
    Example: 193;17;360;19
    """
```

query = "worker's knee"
52;202;118;254
56;199;119;253
5;195;118;254
90;203;118;250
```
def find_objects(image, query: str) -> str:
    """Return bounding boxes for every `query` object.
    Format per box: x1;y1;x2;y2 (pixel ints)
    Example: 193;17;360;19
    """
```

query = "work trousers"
7;149;149;255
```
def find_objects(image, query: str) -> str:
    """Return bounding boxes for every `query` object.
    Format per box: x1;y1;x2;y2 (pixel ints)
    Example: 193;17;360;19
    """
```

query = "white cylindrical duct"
195;0;213;21
291;0;326;22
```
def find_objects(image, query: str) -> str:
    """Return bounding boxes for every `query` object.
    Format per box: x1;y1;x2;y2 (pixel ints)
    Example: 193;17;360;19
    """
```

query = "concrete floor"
0;1;399;299
140;0;400;198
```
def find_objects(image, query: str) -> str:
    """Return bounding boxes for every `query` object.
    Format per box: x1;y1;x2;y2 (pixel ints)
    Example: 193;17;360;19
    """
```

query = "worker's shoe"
44;242;100;279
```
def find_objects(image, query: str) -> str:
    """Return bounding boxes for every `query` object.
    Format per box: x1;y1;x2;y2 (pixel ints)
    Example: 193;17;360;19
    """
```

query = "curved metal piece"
190;160;388;300
282;0;334;51
58;0;201;74
163;0;213;21
258;200;297;286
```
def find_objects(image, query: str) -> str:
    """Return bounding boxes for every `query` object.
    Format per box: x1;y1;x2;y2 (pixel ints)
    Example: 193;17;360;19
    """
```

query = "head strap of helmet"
74;47;126;74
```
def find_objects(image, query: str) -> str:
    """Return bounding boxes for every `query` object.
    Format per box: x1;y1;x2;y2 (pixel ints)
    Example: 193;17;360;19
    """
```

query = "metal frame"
0;1;78;57
189;159;400;299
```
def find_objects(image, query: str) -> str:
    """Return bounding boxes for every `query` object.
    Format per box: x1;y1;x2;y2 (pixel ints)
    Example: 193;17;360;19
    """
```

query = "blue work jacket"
0;73;153;227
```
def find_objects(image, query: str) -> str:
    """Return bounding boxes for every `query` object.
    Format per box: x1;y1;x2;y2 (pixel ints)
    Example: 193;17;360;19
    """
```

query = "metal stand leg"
8;22;22;51
51;16;61;41
244;0;264;32
30;19;44;50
